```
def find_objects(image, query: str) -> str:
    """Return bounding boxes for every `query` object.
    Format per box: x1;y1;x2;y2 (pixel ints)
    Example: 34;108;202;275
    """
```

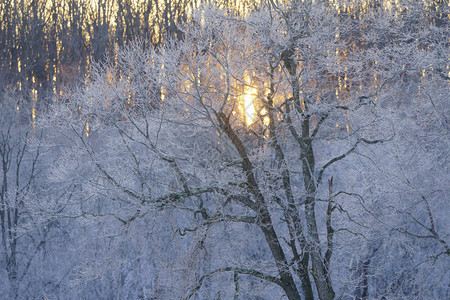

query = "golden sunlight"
243;81;257;125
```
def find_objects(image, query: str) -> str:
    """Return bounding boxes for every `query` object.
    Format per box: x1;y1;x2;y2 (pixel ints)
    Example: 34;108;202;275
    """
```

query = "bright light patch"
244;86;257;125
243;72;257;125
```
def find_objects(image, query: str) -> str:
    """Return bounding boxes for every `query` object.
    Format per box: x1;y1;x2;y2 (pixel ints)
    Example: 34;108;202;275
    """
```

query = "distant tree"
0;90;42;299
0;89;76;299
1;0;256;103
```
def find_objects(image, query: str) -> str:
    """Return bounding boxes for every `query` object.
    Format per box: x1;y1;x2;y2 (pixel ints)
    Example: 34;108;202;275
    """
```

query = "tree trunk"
259;206;302;300
302;123;335;300
218;112;301;300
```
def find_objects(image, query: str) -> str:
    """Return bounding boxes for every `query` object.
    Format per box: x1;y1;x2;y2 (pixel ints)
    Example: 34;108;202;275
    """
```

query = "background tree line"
0;0;446;107
0;0;261;107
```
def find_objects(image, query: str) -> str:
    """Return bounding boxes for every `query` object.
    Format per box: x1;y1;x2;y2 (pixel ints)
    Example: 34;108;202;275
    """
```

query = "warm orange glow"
243;74;257;125
260;107;270;126
85;121;90;137
244;93;256;125
161;86;166;102
32;107;36;129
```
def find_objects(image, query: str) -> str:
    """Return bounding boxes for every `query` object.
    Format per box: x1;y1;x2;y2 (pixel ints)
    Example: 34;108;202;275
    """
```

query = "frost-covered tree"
43;1;448;299
0;88;81;298
0;90;42;299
